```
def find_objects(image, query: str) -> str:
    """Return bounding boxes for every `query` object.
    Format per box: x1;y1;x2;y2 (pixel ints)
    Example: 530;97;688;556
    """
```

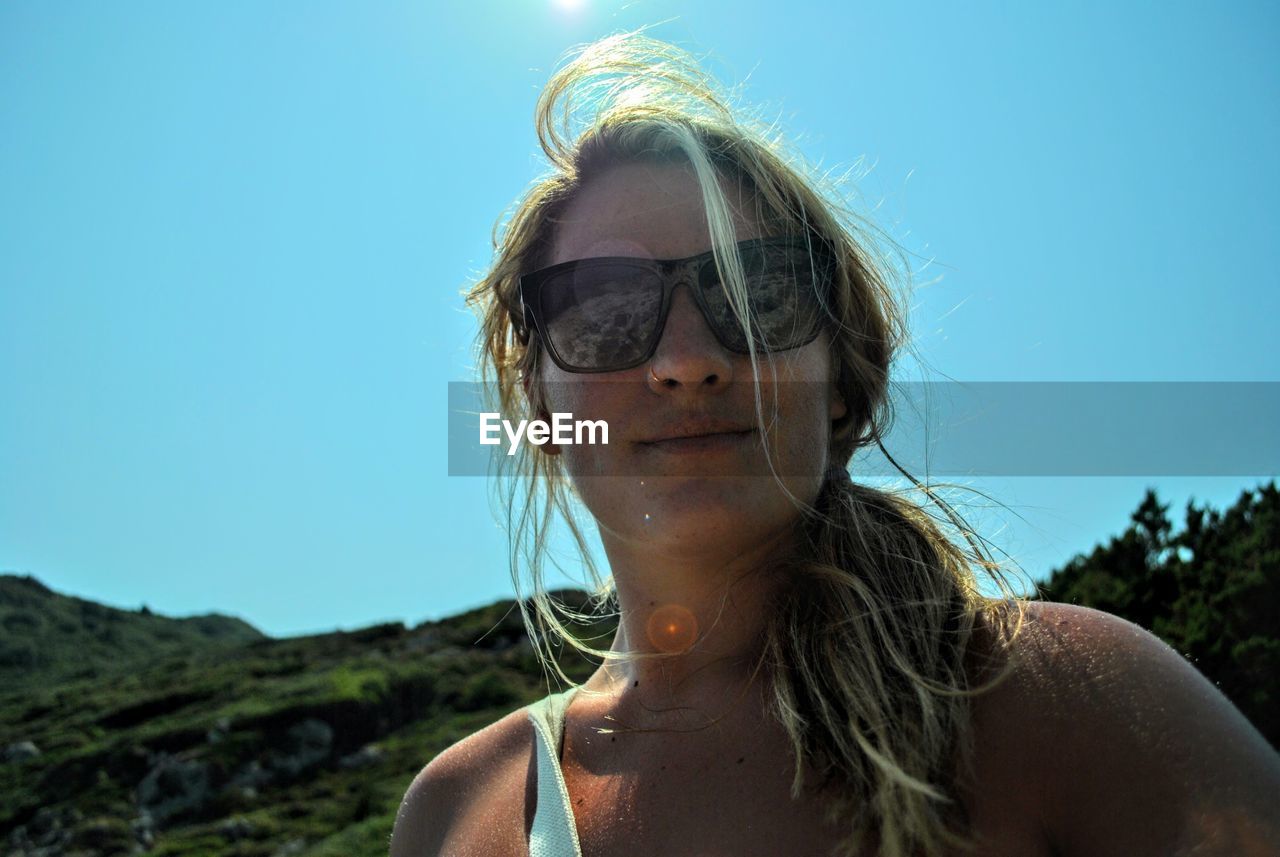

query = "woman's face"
536;160;847;559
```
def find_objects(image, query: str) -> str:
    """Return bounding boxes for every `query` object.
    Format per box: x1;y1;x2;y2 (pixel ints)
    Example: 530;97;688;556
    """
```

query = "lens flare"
645;603;698;653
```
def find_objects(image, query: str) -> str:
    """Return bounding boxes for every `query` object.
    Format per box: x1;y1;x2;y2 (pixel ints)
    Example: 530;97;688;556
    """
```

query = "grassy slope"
0;575;265;692
1;581;606;856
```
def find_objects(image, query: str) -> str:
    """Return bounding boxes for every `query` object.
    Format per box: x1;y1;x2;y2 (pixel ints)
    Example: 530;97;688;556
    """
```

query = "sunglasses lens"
539;265;664;370
698;242;828;352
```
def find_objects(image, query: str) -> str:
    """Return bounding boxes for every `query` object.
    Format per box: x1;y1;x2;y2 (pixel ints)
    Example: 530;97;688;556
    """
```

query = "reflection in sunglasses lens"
545;268;662;370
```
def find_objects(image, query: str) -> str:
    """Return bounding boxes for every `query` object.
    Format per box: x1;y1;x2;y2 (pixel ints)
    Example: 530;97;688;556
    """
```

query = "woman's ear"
520;371;562;457
830;385;848;422
827;347;849;422
536;409;563;456
829;362;848;422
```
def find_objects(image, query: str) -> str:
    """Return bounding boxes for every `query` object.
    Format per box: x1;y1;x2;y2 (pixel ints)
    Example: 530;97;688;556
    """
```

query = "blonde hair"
466;32;1024;857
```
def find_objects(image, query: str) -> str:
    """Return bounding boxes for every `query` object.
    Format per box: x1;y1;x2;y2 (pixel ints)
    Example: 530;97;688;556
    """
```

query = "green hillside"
0;575;265;692
1;585;607;856
1;481;1273;855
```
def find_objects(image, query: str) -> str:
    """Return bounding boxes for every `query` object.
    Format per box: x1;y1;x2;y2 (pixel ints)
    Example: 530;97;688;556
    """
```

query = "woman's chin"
586;476;804;553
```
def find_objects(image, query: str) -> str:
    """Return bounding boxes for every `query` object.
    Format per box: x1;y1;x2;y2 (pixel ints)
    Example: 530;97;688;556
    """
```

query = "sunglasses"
514;236;837;374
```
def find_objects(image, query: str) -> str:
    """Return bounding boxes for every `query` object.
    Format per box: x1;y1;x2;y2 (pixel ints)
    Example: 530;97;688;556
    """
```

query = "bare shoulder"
390;705;535;857
985;600;1280;857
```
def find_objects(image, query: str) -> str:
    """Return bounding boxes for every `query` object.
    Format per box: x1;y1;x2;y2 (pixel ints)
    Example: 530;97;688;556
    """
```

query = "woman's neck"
586;523;800;715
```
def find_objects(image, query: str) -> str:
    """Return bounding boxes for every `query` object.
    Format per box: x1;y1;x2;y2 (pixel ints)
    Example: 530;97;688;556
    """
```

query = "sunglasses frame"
514;235;837;374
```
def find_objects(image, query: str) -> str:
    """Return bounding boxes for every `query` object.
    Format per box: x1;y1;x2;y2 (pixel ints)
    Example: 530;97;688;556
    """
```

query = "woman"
393;34;1280;857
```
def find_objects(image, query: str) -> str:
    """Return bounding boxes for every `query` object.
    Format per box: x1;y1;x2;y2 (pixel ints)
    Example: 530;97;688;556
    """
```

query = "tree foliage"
1038;481;1279;748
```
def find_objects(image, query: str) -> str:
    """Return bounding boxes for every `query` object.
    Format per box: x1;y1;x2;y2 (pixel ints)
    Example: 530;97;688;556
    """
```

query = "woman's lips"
639;429;755;454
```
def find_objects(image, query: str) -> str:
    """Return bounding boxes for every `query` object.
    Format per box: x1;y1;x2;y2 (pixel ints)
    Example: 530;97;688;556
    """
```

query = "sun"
552;0;587;10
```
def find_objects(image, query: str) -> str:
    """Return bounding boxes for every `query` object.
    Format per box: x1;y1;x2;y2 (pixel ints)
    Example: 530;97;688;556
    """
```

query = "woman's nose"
646;284;735;391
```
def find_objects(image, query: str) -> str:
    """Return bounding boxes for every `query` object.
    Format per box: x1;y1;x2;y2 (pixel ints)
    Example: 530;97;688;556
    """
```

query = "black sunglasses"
514;236;837;374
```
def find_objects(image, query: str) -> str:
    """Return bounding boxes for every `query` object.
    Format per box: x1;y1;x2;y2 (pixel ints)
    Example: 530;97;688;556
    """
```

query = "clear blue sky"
1;1;1276;637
